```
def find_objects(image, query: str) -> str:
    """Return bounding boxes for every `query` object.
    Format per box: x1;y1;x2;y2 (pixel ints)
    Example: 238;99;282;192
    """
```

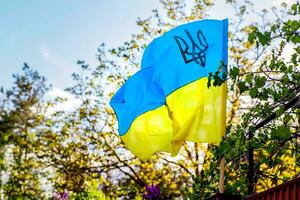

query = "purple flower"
53;191;61;199
143;184;160;199
61;191;69;200
53;190;69;200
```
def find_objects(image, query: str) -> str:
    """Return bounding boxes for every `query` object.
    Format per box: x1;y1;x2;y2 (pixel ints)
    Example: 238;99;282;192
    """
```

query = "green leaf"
245;74;253;84
255;76;267;87
270;126;291;140
238;81;248;93
249;88;258;98
271;24;277;33
230;67;240;78
220;141;230;153
283;115;292;124
291;3;298;15
248;32;256;44
275;106;285;117
257;31;271;46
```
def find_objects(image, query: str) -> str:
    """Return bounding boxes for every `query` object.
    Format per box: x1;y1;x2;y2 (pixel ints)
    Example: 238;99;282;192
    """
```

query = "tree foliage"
0;1;299;199
0;64;49;199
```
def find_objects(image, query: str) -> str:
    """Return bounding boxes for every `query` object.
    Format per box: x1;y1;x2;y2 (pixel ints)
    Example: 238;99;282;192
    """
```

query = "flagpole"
219;157;225;193
219;78;227;194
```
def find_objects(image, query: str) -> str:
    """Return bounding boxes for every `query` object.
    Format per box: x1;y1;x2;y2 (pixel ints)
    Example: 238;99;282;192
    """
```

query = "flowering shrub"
53;190;69;200
143;184;161;200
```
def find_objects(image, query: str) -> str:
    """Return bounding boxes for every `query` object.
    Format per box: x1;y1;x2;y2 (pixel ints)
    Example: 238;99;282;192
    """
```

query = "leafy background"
0;0;299;199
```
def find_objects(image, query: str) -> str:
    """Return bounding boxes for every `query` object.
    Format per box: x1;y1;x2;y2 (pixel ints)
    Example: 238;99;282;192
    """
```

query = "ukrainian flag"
110;19;228;161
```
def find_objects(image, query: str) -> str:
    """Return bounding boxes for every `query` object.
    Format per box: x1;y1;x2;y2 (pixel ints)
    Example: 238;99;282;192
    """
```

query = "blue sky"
0;0;291;90
0;0;160;89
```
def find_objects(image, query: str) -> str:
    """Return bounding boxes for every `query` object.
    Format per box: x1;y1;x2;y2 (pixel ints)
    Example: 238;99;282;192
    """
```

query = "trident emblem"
173;29;208;67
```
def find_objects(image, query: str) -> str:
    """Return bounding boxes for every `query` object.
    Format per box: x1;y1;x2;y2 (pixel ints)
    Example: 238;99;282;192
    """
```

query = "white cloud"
46;88;81;114
40;45;50;58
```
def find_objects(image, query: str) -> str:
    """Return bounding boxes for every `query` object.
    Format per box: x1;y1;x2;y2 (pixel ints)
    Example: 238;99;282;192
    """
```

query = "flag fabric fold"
110;19;228;161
